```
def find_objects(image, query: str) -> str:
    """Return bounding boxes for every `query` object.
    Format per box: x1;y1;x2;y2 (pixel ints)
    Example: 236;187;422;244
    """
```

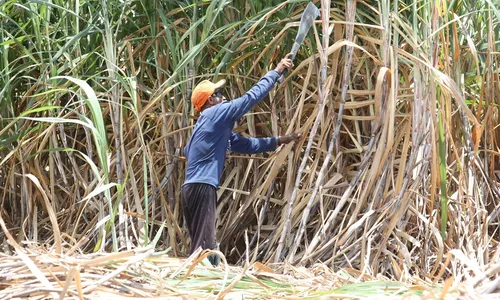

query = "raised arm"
214;54;294;124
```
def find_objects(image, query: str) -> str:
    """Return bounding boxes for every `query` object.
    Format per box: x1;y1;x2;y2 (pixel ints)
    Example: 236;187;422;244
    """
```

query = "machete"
278;2;320;82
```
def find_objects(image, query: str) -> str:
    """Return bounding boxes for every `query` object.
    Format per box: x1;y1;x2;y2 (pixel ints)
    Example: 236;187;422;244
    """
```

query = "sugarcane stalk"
286;0;332;264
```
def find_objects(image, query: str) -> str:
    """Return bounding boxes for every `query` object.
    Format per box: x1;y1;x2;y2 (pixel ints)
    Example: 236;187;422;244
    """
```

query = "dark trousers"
181;183;218;257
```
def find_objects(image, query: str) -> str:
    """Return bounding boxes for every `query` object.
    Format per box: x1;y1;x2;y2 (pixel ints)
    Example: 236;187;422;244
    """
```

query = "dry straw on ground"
0;246;498;299
0;246;473;299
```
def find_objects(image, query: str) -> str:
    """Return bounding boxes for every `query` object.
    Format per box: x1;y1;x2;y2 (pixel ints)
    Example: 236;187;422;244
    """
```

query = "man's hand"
277;132;303;146
275;53;294;74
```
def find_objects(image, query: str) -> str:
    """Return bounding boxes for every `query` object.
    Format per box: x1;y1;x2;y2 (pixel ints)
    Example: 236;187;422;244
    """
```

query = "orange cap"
191;79;226;112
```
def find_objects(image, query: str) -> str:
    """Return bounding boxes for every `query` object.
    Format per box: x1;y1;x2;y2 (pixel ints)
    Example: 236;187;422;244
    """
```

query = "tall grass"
0;0;498;289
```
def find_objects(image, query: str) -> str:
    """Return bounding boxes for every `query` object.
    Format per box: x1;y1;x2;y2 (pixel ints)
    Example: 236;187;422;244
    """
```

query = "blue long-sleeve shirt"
183;70;281;188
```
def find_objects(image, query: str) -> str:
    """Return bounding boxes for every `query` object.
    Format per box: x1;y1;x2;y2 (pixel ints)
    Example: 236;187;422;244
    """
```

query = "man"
182;54;301;265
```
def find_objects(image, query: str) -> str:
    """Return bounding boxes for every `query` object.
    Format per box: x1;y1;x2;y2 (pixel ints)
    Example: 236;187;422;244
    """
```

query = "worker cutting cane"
182;54;301;266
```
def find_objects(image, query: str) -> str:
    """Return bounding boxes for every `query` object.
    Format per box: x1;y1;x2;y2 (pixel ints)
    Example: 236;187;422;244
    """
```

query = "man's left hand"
278;132;303;145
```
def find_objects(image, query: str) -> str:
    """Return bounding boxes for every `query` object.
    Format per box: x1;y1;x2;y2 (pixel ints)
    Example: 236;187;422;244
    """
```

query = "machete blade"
278;2;320;83
290;2;320;59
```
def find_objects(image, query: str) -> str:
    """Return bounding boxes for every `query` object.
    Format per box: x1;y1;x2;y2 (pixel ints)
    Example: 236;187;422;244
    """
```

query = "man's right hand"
275;53;294;74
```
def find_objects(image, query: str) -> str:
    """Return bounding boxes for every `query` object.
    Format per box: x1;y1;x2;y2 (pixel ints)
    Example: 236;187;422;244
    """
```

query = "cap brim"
214;79;226;89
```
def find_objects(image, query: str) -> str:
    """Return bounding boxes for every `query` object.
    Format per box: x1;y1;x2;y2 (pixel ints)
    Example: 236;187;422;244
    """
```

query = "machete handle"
277;71;287;83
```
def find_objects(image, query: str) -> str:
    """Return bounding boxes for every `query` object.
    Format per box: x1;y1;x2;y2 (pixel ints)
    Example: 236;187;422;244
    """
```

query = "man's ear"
206;96;213;105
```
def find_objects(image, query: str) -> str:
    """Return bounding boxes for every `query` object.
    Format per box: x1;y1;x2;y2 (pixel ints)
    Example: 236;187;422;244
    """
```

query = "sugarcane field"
0;0;499;299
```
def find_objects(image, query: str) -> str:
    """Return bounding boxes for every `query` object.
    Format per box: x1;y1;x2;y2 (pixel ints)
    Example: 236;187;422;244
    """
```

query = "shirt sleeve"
229;132;277;154
212;70;281;124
